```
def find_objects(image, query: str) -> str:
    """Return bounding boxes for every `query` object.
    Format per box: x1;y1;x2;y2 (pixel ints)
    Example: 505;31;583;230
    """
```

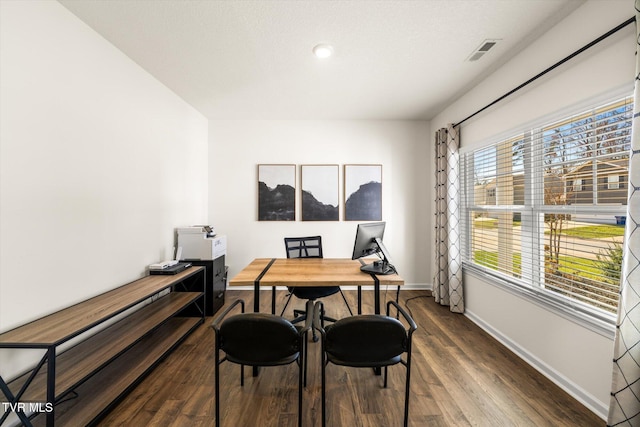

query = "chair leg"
339;289;353;315
404;356;412;427
240;364;244;386
290;313;308;325
298;354;303;427
312;305;329;342
215;354;220;426
303;337;308;387
321;360;326;427
302;302;320;342
280;292;294;317
384;366;388;388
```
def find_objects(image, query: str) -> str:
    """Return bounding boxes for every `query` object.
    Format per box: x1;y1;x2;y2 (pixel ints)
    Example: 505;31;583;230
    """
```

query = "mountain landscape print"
258;164;296;221
301;190;339;220
301;165;339;221
344;164;382;221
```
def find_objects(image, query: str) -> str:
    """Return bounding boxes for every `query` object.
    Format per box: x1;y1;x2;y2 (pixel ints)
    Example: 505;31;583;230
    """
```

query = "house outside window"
461;97;632;324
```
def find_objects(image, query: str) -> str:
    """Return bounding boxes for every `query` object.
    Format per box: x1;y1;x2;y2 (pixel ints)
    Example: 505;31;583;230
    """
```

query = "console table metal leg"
46;346;55;426
0;375;33;426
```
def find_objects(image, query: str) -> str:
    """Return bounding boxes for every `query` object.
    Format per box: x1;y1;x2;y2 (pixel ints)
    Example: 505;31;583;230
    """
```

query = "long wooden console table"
0;266;205;427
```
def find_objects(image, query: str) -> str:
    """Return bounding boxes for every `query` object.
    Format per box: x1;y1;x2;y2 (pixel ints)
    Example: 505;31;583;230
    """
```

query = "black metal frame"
211;299;311;427
313;300;417;427
0;268;205;427
0;346;51;427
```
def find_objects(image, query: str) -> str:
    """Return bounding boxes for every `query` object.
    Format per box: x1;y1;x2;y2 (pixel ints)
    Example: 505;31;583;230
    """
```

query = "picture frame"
301;164;339;221
344;164;382;221
258;164;296;221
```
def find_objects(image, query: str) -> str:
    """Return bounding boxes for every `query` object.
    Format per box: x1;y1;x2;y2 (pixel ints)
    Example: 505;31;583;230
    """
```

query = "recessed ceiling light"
313;44;334;59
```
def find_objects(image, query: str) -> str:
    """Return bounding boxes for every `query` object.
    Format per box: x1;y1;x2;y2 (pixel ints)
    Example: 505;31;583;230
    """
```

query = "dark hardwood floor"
97;289;603;426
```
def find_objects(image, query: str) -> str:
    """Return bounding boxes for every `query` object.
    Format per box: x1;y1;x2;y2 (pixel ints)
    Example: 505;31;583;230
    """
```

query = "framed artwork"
258;164;296;221
301;165;339;221
344;164;382;221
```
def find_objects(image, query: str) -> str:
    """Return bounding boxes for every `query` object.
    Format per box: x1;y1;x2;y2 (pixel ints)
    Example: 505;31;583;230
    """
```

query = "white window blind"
461;97;632;320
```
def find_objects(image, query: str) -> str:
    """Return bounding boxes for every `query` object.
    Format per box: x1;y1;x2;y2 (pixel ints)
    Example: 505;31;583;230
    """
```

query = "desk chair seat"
281;236;352;341
211;299;310;427
313;300;417;427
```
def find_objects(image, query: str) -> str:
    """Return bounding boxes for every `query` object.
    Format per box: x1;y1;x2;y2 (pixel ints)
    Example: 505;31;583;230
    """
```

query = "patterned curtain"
607;4;640;426
434;124;464;313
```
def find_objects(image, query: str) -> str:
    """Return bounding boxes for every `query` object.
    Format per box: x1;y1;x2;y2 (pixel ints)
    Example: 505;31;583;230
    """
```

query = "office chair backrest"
212;299;310;427
284;236;323;259
219;313;302;365
314;300;416;427
324;315;408;366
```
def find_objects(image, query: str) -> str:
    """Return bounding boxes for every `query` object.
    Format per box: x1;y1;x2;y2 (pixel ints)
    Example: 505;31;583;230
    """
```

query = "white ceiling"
59;0;583;121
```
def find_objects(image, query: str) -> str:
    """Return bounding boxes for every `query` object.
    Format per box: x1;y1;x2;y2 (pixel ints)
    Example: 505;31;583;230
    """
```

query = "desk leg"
366;274;381;315
253;280;260;313
374;277;380;315
253;280;261;377
357;286;362;315
272;286;276;314
251;259;276;377
373;276;381;375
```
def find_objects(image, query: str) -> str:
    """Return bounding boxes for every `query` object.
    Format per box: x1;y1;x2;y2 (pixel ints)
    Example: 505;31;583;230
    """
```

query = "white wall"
0;0;208;375
209;120;431;287
431;0;633;419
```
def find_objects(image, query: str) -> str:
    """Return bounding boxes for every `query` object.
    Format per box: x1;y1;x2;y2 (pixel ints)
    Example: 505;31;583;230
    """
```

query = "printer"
177;226;226;260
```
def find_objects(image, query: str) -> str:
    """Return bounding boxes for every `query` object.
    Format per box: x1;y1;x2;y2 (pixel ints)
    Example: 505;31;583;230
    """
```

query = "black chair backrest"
325;315;407;366
219;313;301;365
284;236;323;259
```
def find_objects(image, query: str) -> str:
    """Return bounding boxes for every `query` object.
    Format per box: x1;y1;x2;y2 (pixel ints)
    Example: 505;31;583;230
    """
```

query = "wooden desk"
229;258;404;315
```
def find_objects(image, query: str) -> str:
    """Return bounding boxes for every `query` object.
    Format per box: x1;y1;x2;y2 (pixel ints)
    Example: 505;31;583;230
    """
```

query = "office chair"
211;299;311;427
313;300;417;427
280;236;352;341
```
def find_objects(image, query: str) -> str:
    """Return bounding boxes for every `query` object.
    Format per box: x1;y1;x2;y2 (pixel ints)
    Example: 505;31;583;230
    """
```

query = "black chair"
211;299;311;427
313;300;417;427
280;236;352;341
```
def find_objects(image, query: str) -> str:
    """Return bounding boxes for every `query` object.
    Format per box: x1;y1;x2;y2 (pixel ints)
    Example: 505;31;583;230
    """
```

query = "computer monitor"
351;222;396;275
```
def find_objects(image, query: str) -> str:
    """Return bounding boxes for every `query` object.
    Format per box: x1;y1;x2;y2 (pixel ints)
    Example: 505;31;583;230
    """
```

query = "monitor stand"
359;259;395;275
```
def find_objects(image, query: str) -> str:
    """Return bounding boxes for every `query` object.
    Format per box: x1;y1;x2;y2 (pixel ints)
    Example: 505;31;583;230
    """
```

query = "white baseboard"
465;309;608;421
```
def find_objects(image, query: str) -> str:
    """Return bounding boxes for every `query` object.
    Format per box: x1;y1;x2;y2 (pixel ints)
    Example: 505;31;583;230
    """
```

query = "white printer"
177;226;226;260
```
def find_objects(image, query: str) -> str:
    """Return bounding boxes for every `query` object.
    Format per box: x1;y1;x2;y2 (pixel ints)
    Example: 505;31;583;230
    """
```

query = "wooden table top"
0;267;204;346
229;258;404;287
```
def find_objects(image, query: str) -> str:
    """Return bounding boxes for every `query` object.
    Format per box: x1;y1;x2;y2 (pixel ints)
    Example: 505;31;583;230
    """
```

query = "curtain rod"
453;16;636;128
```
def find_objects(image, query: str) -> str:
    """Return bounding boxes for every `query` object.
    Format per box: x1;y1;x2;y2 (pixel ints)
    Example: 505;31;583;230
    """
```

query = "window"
572;178;583;192
461;97;632;322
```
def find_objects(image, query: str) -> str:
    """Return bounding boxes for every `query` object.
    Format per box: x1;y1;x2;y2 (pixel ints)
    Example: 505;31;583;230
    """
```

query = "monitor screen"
351;222;386;260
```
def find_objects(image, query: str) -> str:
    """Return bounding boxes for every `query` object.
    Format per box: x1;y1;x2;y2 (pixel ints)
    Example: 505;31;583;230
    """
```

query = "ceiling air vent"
466;39;500;62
